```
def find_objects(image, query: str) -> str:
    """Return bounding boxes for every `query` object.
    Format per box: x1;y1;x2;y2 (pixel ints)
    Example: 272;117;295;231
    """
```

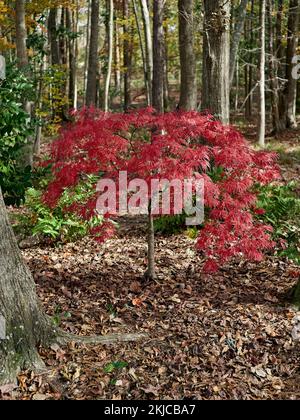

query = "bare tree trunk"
202;0;231;124
67;8;77;109
84;0;91;102
132;0;149;105
0;187;56;385
144;211;156;281
48;9;60;66
229;0;248;88
104;0;114;112
178;0;197;110
140;0;153;105
15;0;34;168
86;0;100;107
258;0;266;148
15;0;28;68
285;0;300;128
267;0;281;134
152;0;165;113
123;0;131;110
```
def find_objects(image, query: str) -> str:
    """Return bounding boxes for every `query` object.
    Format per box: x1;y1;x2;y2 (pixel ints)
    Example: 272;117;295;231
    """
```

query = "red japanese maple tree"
44;108;280;278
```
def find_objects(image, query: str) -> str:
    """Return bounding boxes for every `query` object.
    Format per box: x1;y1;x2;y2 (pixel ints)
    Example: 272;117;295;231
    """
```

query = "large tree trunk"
178;0;197;110
229;0;248;88
258;0;266;148
285;0;300;128
86;0;100;107
0;188;56;385
202;0;231;124
152;0;165;113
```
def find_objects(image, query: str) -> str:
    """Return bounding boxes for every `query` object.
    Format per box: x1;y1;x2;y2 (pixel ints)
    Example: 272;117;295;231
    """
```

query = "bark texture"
152;0;165;113
86;0;100;106
178;0;197;110
202;0;231;124
0;188;56;385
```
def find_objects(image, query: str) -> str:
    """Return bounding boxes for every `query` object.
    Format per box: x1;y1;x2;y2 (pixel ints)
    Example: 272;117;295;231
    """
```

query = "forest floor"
1;126;300;400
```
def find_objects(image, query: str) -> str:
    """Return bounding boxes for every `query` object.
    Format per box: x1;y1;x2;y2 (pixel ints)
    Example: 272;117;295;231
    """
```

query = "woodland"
0;0;299;401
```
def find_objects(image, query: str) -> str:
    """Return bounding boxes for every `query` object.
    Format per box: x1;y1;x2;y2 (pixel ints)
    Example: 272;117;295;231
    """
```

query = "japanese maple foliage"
45;108;280;272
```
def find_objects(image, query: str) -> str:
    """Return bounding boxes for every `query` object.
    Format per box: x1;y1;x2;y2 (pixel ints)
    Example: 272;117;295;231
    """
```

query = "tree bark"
285;0;300;128
229;0;248;88
140;0;153;105
48;9;60;66
178;0;197;110
123;0;131;110
144;212;156;281
202;0;231;124
15;0;28;68
86;0;100;107
67;8;77;109
15;0;34;168
258;0;266;148
104;0;114;112
152;0;165;113
0;187;56;385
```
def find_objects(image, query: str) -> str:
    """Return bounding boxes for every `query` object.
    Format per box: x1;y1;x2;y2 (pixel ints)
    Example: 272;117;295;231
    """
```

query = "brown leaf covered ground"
1;131;300;401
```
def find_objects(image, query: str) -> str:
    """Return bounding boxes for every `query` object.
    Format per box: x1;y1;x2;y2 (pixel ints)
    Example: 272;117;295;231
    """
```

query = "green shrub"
256;183;300;264
14;175;104;243
0;65;36;205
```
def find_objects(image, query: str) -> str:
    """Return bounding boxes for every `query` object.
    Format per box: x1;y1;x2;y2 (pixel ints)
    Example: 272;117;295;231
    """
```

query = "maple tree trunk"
178;0;197;110
145;212;156;281
86;0;100;106
0;187;57;385
202;0;230;124
152;0;165;113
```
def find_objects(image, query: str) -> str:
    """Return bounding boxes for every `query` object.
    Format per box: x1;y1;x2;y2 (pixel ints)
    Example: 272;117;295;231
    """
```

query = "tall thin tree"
86;0;100;107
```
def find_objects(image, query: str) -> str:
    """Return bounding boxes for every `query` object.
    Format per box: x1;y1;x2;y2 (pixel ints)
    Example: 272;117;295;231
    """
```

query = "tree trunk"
104;0;114;112
202;0;231;124
144;212;156;281
285;0;300;128
267;0;281;134
123;0;131;110
229;0;248;88
15;0;28;68
86;0;100;107
133;0;149;105
48;9;60;66
140;0;153;105
258;0;266;148
67;8;77;109
178;0;197;110
152;0;165;113
15;0;34;168
0;187;56;385
292;280;300;308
